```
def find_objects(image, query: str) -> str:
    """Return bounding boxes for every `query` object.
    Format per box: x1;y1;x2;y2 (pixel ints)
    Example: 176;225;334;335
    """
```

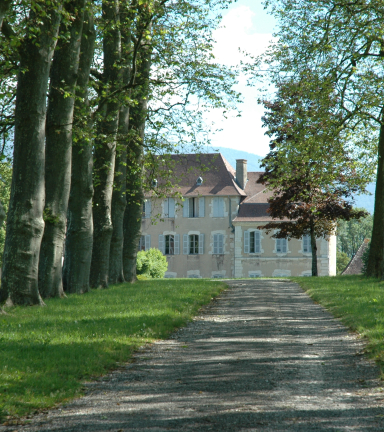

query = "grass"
0;279;226;422
292;275;384;373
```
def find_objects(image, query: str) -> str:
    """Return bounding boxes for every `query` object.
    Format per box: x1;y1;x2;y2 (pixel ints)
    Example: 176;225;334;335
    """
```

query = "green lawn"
0;279;226;421
293;275;384;374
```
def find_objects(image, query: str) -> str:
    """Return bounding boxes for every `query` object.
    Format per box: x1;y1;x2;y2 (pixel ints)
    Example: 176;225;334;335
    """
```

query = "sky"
207;0;277;157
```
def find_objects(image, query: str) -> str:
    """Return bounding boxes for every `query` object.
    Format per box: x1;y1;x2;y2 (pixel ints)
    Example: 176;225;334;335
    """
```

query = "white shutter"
199;233;204;254
183;234;188;254
276;238;281;253
218;234;224;254
145;200;151;218
213;197;219;217
219;197;224;217
213;233;218;254
168;198;175;218
174;234;180;254
282;238;287;253
183;199;189;218
159;235;165;254
145;235;151;250
244;230;250;253
199;197;205;217
255;231;261;253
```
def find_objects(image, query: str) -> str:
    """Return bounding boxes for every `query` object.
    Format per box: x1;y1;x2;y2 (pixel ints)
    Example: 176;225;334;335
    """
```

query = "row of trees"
252;0;380;276
0;0;240;307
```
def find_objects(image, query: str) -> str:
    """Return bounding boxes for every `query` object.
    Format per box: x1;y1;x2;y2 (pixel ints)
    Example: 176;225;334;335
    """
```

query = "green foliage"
136;248;168;278
337;210;373;257
0;279;226;420
336;250;350;275
362;243;370;276
293;275;384;372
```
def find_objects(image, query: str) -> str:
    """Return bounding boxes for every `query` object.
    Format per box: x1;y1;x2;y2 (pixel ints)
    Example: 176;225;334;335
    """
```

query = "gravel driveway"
3;279;384;431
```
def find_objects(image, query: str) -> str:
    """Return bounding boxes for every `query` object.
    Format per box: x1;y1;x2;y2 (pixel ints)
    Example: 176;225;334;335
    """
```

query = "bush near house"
136;248;168;278
336;250;350;275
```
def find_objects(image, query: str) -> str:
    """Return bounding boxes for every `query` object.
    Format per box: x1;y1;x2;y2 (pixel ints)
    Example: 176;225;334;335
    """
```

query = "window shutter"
276;238;281;253
303;235;311;253
218;197;224;217
255;231;261;253
199;197;205;217
183;199;189;218
244;230;250;254
213;197;218;217
174;234;180;254
183;234;188;254
199;233;204;254
158;235;165;254
282;239;287;253
145;235;151;250
145;200;151;218
213;233;218;254
168;198;175;218
219;234;224;254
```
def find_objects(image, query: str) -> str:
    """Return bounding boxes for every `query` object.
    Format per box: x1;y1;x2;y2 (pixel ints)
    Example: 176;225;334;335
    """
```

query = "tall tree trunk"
367;122;384;279
123;142;144;283
90;0;121;288
39;0;85;299
0;1;62;306
122;42;151;283
109;24;131;284
109;106;128;284
63;7;96;294
310;220;318;277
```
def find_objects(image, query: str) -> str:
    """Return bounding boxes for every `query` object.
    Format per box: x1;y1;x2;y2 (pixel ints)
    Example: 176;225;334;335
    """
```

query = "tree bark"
90;0;121;288
109;106;128;284
309;220;318;276
122;42;151;283
0;1;62;306
108;25;131;284
367;122;384;279
63;7;96;294
39;0;85;299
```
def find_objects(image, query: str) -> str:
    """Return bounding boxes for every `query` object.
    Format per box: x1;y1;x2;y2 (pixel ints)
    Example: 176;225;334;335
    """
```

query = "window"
213;233;224;254
244;230;261;254
138;235;150;251
143;200;151;218
189;234;199;254
158;234;179;255
163;198;175;218
183;233;204;254
249;231;261;253
183;197;205;218
302;234;312;253
276;238;287;253
212;197;224;217
165;235;174;254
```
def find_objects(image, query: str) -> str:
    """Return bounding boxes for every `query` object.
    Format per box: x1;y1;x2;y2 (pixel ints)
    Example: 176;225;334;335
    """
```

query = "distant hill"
210;146;375;214
209;147;263;172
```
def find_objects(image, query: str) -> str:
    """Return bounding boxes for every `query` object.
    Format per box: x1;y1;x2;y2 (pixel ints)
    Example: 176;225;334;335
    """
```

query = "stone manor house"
139;153;337;278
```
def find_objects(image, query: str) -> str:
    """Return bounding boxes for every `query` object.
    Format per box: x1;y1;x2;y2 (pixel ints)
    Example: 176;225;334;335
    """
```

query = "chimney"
236;159;247;190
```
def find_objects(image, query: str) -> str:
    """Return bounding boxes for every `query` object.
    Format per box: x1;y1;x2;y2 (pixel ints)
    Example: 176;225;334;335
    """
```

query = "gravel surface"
3;279;384;431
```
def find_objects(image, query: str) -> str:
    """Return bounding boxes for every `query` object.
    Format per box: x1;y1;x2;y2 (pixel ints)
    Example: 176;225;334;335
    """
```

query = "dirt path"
3;279;384;431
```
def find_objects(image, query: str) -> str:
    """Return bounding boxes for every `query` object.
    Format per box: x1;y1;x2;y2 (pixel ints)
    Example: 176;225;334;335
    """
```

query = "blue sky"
207;0;277;156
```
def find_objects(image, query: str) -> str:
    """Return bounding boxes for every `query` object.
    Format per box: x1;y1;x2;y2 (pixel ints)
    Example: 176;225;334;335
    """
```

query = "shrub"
136;248;168;278
336;250;350;275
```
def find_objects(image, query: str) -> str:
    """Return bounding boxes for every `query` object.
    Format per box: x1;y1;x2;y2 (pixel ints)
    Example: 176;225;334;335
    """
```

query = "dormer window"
151;179;158;188
196;176;203;186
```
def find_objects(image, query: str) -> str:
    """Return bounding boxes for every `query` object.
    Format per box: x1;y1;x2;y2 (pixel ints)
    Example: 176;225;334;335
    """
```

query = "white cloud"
213;6;274;67
206;6;275;156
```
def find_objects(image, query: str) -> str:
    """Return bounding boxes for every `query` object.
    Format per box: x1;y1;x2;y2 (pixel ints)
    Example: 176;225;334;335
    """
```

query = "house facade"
140;154;336;278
